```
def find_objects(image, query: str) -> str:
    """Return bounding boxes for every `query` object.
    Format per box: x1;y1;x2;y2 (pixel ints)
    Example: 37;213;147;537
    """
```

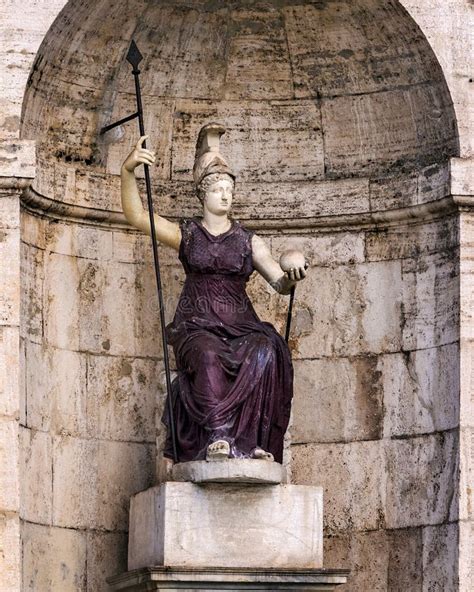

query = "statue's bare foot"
206;439;231;461
251;447;274;461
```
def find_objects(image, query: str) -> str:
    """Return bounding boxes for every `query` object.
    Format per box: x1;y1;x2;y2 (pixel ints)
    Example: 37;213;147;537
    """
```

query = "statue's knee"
254;334;273;351
254;335;276;364
198;348;220;366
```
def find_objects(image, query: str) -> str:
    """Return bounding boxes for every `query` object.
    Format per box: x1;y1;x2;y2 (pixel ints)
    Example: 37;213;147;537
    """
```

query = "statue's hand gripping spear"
100;41;178;463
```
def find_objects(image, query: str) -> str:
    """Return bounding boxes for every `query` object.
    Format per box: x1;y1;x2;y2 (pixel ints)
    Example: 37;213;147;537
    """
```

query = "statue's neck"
201;211;232;236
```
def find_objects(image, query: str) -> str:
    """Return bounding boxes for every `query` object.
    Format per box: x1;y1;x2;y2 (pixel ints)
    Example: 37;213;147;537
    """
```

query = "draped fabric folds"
163;217;293;463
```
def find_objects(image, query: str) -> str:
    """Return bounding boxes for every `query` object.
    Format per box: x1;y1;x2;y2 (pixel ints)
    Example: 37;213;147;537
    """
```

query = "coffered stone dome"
21;0;458;223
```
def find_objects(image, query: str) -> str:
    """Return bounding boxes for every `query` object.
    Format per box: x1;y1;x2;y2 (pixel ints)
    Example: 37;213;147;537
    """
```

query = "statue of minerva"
121;123;308;463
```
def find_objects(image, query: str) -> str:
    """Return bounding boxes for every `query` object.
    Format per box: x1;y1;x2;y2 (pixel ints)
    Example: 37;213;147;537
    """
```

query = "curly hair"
196;173;235;203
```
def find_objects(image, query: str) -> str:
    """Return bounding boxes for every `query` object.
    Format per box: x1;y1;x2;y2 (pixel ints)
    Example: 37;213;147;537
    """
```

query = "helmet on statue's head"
193;123;235;187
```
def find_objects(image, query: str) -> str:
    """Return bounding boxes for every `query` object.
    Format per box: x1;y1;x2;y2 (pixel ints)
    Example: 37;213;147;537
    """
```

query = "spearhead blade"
126;40;143;69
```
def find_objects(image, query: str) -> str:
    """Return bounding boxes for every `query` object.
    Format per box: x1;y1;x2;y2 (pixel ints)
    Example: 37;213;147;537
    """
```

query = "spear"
284;285;296;343
100;41;178;463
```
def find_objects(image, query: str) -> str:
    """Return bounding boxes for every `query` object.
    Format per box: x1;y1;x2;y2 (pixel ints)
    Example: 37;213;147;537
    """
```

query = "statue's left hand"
285;264;308;282
280;250;309;282
122;135;156;172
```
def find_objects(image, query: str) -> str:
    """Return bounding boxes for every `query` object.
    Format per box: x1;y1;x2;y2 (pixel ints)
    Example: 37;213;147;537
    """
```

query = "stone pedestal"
128;481;323;570
107;567;350;591
109;460;348;591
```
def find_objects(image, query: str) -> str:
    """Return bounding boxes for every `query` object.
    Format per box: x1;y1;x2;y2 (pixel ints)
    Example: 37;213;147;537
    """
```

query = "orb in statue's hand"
279;249;306;272
279;249;308;282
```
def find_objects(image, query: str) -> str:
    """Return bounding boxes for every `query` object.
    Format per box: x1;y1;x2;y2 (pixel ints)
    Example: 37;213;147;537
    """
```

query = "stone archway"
1;0;471;590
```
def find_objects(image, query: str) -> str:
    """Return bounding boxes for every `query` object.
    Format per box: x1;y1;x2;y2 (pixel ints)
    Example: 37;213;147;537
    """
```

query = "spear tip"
126;40;143;69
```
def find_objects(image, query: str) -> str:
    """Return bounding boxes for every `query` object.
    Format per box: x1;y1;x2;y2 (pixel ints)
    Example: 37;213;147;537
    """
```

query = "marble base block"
108;567;349;591
172;459;285;484
128;482;323;571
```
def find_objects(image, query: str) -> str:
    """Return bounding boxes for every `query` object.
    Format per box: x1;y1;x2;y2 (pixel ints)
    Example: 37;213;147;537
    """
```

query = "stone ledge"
171;460;285;484
107;567;350;591
21;182;460;231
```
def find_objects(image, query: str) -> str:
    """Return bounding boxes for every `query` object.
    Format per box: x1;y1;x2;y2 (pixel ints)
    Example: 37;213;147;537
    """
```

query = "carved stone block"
128;482;323;571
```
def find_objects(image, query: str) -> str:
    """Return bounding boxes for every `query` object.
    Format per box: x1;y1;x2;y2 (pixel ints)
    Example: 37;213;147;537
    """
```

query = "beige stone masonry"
0;513;21;592
21;522;86;592
0;326;20;417
451;157;474;197
0;175;30;592
52;435;154;531
19;427;52;525
0;142;35;179
401;1;473;158
292;440;385;534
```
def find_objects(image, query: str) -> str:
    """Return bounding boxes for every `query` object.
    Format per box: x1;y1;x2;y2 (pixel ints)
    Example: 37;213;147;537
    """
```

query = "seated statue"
121;123;308;464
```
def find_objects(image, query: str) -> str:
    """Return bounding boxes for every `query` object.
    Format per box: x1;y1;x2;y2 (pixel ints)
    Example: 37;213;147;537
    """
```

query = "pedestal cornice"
107;566;350;591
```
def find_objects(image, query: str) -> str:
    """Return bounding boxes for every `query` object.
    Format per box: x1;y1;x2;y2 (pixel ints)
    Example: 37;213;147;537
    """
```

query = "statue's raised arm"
120;135;181;251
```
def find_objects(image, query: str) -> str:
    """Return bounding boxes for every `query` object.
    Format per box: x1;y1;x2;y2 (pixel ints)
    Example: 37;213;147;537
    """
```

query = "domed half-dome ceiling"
21;0;458;220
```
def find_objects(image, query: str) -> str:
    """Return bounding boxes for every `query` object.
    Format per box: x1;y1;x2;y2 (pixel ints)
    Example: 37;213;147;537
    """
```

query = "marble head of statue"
193;123;235;203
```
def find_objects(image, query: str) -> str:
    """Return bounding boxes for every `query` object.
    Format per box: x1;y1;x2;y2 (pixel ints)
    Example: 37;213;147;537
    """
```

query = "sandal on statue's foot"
206;439;231;461
250;447;274;461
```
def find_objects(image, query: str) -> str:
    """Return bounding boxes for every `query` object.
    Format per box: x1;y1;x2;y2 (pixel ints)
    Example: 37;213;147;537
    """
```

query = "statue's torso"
166;218;259;343
178;217;254;278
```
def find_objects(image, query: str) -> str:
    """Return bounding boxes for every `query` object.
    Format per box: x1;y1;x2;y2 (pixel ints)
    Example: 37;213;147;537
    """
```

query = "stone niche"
18;0;462;590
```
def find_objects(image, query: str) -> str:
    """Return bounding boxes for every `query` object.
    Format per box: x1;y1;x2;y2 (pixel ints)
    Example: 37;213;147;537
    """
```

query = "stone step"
107;566;350;591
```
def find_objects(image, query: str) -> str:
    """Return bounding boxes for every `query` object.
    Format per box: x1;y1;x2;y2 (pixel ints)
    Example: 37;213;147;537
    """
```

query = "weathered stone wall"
284;216;460;588
400;0;473;159
0;181;22;592
0;2;67;591
19;212;159;590
457;195;474;590
399;24;474;575
0;0;472;591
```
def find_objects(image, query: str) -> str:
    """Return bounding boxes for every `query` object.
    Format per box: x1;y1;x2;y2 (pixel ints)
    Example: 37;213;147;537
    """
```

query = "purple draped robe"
163;217;293;463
